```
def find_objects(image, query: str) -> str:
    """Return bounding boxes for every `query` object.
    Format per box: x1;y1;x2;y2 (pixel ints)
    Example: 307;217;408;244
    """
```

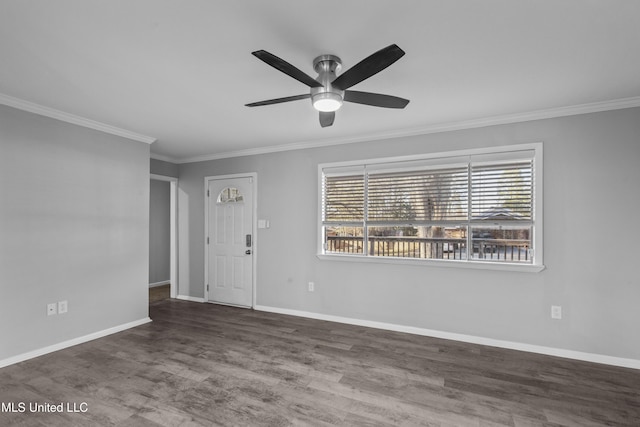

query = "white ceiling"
1;1;639;162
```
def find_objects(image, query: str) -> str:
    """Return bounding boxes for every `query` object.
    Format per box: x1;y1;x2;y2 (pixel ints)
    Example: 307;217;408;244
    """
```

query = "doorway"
150;174;178;300
204;173;256;308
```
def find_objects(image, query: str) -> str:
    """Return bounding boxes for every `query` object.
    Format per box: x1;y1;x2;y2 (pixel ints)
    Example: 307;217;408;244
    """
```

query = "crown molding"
10;91;633;162
173;96;640;164
150;152;180;163
0;93;156;144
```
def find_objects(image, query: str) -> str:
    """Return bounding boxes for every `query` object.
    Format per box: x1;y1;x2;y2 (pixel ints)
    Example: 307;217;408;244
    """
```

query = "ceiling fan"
245;44;410;127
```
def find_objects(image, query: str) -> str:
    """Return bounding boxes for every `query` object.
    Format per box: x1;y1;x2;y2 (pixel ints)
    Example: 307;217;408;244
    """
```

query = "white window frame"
317;143;544;272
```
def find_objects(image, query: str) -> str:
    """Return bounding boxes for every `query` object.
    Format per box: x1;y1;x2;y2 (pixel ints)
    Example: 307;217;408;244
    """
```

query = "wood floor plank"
2;299;640;426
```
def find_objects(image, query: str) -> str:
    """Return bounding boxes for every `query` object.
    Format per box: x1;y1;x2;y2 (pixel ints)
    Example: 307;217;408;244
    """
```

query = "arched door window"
217;187;244;203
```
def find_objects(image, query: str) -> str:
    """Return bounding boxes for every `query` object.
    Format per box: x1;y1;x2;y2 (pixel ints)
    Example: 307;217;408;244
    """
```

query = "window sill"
317;254;545;273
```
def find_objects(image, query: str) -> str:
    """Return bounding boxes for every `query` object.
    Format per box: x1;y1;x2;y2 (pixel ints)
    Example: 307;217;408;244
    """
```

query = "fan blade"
245;94;310;107
252;50;323;88
344;90;409;109
319;111;335;127
331;44;405;90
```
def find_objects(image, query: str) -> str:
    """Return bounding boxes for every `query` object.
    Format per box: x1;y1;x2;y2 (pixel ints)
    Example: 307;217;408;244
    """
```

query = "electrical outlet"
58;300;68;314
551;305;562;319
47;303;57;316
308;282;315;292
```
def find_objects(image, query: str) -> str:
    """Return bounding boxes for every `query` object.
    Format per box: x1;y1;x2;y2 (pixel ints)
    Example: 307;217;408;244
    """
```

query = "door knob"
245;250;251;255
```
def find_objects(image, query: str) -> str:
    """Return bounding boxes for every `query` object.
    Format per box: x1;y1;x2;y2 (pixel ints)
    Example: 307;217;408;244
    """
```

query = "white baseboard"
176;294;206;303
0;317;152;369
254;305;640;370
149;280;170;288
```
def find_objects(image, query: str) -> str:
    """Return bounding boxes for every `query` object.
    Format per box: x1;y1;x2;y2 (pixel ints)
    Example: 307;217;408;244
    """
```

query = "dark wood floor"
1;299;639;426
148;284;170;303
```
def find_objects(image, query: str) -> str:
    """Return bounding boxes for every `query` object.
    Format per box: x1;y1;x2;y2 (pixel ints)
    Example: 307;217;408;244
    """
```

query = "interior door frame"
150;174;178;299
204;172;257;308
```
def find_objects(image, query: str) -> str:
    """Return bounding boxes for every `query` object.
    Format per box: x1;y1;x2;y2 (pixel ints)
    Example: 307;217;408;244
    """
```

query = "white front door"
206;176;254;307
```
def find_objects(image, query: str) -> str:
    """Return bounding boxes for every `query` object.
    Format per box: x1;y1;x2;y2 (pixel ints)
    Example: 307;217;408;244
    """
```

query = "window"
319;143;543;271
217;187;243;203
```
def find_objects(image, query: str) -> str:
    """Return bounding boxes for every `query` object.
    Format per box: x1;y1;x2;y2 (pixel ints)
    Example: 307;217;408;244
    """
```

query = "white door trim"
204;172;257;308
150;174;178;299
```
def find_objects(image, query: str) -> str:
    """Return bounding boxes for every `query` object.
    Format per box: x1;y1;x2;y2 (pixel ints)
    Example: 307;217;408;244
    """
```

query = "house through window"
319;144;543;269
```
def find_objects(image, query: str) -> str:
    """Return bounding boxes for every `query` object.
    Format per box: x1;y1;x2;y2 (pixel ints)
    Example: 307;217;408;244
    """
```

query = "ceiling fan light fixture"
247;45;408;126
312;92;343;112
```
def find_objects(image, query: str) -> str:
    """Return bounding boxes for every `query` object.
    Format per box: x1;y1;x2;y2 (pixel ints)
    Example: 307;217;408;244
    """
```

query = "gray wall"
177;107;640;361
149;179;170;284
0;104;150;361
151;158;179;177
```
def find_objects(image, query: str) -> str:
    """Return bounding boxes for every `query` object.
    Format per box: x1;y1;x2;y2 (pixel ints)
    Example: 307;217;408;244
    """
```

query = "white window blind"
323;172;364;223
367;166;469;223
471;160;533;221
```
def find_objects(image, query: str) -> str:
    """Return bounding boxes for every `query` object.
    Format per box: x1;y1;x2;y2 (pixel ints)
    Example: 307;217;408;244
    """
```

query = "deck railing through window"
325;236;530;262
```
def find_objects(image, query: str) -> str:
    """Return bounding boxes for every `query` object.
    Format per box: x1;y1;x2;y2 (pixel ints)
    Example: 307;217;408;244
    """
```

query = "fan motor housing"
311;55;344;108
